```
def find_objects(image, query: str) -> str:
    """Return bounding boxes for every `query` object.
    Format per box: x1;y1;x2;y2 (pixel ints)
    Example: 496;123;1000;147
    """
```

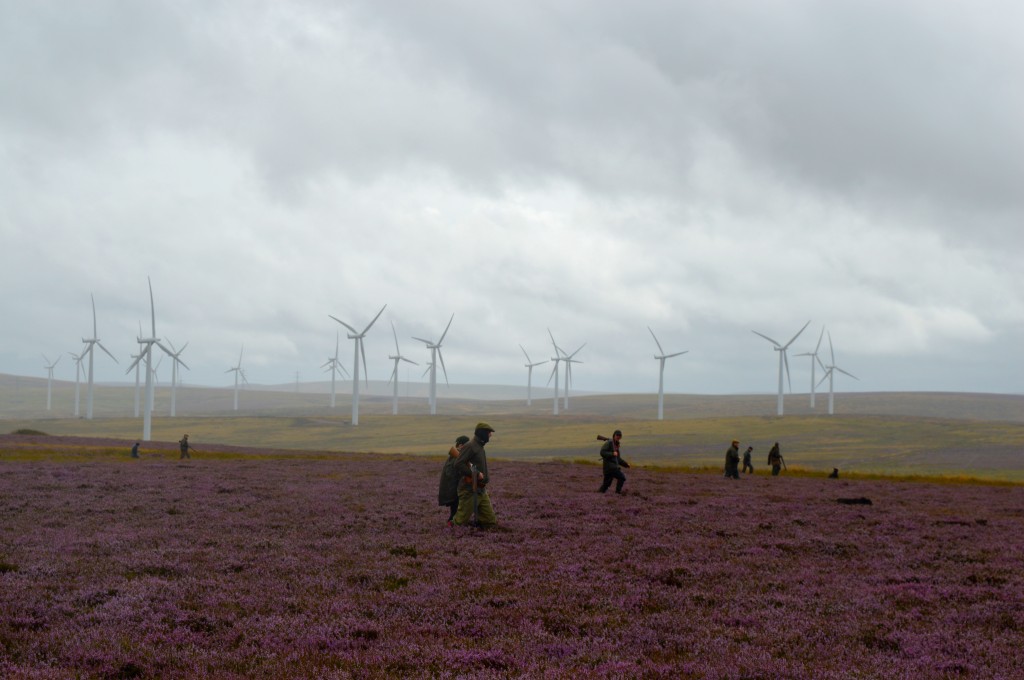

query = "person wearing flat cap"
453;422;498;528
724;440;741;479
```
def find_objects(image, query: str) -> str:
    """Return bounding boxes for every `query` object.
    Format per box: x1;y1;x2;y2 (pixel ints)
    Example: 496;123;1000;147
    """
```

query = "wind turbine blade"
835;367;859;380
177;358;190;371
548;328;565;356
411;336;431;345
360;341;370;386
546;363;558;385
814;327;825;353
438;349;449;385
147;277;156;336
438;313;454;345
156;341;175;357
97;341;119;363
647;327;665;355
360;304;387;335
666;350;688;359
392;322;401;353
329;315;358;335
782;320;811;349
568;343;586;358
400;356;417;366
520;344;531;363
816;369;832;389
751;330;781;347
784;352;792;392
91;294;98;336
828;332;835;365
816;355;827;371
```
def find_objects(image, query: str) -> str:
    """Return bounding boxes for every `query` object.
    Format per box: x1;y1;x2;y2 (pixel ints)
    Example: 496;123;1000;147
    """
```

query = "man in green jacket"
453;423;497;528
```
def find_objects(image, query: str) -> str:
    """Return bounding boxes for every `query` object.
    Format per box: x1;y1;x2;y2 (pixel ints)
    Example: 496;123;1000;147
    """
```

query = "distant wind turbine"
546;329;566;415
648;327;688;421
816;331;859;415
330;304;387;425
795;326;826;409
42;354;60;411
752;320;811;417
387;322;417;415
226;346;247;411
68;350;84;417
165;339;189;417
412;313;453;416
124;277;173;441
82;294;118;419
561;343;585;412
519;345;547;407
321;331;350;409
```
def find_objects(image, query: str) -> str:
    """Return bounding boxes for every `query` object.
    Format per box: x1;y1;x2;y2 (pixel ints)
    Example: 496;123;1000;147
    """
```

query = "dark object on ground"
828;468;839;478
837;497;872;505
11;428;48;436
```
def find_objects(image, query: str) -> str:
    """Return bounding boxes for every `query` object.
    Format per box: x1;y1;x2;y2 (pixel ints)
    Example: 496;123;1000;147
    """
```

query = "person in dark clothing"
724;440;740;479
179;434;192;459
768;442;784;476
742;446;754;474
598;430;630;494
453;423;497;528
131;442;140;459
439;435;470;526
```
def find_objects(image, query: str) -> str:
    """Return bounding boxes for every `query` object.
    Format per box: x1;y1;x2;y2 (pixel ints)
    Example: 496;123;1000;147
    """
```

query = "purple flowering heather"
1;455;1022;678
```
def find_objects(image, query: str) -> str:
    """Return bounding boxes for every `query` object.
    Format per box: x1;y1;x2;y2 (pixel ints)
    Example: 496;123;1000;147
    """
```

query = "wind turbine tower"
648;327;688;421
546;329;565;415
795;326;826;409
752;320;810;417
82;294;118;419
817;331;859;415
321;331;350;409
165;339;189;417
125;278;173;441
561;343;585;412
42;354;60;411
226;346;247;411
519;345;547;406
68;351;84;417
330;304;387;425
387;322;417;415
412;313;453;416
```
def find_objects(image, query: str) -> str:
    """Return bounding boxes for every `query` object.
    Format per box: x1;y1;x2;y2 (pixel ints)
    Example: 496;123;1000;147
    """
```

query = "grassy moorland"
1;454;1023;678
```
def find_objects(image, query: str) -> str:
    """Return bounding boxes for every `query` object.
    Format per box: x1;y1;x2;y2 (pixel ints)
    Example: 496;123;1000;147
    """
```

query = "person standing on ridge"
768;442;784;476
742;446;754;474
598;430;630;494
179;434;192;459
453;423;497;528
439;435;470;526
724;440;741;479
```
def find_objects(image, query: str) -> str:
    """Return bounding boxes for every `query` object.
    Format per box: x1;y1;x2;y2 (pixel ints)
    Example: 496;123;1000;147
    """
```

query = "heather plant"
2;453;1023;678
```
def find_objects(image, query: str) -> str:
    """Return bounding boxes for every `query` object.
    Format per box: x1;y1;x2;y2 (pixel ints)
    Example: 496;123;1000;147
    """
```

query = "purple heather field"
1;454;1023;679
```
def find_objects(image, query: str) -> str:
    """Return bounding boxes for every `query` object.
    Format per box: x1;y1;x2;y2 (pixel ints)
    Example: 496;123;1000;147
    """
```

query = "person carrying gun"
452;422;498;528
597;429;629;494
768;441;785;476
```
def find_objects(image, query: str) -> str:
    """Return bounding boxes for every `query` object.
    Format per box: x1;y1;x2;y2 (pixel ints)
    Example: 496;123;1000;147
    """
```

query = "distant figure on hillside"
179;434;192;459
829;468;839;479
453;423;497;528
130;442;140;459
439;435;470;526
742;446;754;474
724;440;740;479
768;442;784;476
597;430;630;494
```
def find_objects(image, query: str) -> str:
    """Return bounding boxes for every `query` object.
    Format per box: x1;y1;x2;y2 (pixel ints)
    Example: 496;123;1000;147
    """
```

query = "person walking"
768;442;784;476
179;434;192;459
130;442;140;459
724;440;740;479
439;435;470;526
742;446;754;474
598;430;630;494
453;423;498;528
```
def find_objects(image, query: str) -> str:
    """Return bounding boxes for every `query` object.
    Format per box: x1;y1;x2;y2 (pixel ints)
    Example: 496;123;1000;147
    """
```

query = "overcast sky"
2;0;1022;397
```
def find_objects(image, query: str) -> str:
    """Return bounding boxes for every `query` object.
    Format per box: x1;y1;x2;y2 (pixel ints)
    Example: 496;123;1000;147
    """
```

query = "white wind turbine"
546;329;566;415
649;327;688;421
795;326;826;409
519;345;547;406
42;354;60;411
321;331;350;409
130;322;143;417
226;346;247;411
81;294;118;419
165;339;189;417
125;277;173;441
816;331;859;415
68;350;84;417
560;343;585;412
330;304;387;425
387;322;417;415
412;313;453;416
752;320;810;417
